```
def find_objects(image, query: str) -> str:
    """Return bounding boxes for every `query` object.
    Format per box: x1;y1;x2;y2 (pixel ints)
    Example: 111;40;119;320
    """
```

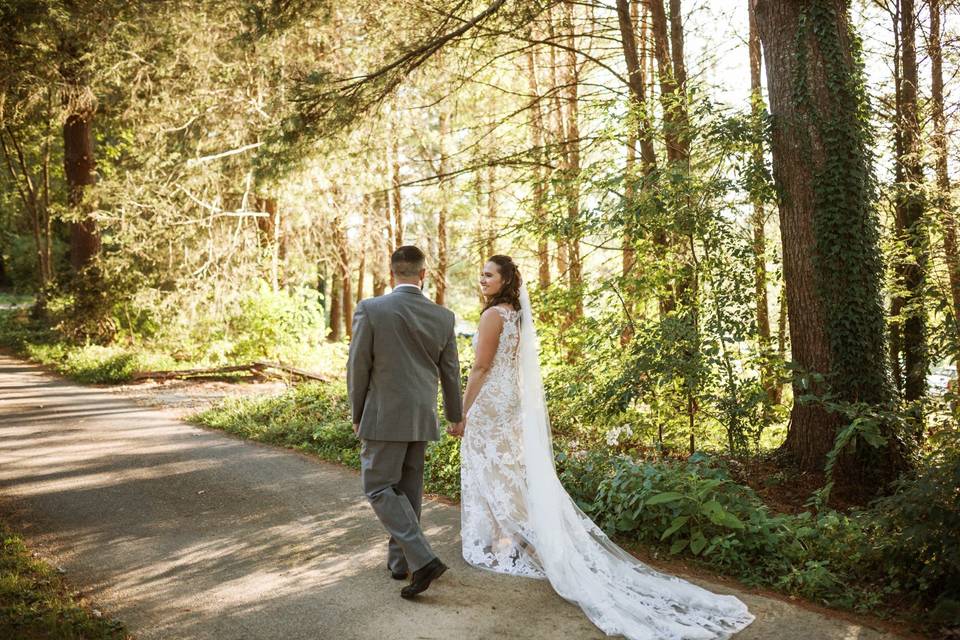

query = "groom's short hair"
391;245;426;277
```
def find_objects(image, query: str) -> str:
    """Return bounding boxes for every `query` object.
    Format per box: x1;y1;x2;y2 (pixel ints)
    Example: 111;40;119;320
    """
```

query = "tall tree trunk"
648;0;686;163
617;0;657;335
373;190;389;296
389;133;403;249
339;222;353;339
547;5;570;286
647;0;685;316
317;264;327;313
435;110;450;305
356;197;368;304
776;286;787;403
525;39;551;289
930;0;960;367
562;0;583;319
753;0;899;485
485;164;497;258
256;197;280;291
326;263;342;342
892;0;928;404
749;0;775;410
60;38;99;272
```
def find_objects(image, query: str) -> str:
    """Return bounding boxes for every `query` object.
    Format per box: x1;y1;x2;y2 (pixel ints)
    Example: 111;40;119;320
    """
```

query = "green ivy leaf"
691;531;708;555
647;491;685;506
660;515;690;541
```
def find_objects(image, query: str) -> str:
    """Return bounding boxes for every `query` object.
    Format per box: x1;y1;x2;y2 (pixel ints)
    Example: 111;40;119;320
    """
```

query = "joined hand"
446;421;465;438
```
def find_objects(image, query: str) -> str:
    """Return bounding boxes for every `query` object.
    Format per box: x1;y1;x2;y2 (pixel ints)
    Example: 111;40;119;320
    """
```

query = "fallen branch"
133;361;330;383
253;360;331;382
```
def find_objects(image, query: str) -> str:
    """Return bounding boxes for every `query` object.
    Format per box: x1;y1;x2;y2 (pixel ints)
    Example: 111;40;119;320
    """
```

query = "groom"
347;245;463;598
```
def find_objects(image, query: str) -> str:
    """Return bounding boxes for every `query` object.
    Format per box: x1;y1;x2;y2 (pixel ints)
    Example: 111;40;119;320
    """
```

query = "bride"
448;255;754;640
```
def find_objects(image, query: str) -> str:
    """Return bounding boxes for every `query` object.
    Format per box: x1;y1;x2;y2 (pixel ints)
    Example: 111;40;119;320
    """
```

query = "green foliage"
191;381;466;498
561;444;960;623
866;425;960;621
0;520;127;640
0;304;173;383
29;344;177;384
225;281;326;362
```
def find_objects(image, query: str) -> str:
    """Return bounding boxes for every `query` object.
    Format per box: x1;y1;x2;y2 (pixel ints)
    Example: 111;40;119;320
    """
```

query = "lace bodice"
470;305;520;372
462;305;542;577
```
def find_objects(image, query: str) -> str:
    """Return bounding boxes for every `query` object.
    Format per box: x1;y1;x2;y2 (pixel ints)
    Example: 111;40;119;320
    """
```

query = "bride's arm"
460;308;504;426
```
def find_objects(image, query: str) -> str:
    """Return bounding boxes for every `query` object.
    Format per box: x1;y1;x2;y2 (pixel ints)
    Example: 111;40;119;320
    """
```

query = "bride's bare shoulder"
479;306;506;323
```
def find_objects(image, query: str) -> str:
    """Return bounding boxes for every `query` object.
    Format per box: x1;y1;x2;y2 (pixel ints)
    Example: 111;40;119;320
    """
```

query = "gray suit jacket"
347;285;463;442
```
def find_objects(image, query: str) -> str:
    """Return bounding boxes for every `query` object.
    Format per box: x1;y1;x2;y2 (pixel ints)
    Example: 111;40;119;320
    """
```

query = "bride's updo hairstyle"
483;255;523;313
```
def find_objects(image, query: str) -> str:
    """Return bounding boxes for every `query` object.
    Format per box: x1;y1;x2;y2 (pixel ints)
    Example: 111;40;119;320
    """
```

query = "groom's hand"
353;422;360;437
446;421;465;438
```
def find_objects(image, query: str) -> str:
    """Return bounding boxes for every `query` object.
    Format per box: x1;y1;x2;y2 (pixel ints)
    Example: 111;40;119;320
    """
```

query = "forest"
1;0;958;634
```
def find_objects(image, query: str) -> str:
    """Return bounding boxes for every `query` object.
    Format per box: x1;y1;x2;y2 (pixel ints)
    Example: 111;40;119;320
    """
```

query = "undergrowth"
0;520;128;640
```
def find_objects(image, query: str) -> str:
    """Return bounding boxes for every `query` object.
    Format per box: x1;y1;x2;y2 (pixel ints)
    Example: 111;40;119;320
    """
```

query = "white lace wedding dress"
460;291;755;640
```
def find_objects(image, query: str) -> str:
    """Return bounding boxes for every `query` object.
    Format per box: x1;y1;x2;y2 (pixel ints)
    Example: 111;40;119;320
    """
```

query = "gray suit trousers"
360;439;436;574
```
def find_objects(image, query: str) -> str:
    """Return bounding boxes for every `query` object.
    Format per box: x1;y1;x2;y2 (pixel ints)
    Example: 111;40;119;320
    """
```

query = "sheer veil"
516;283;754;640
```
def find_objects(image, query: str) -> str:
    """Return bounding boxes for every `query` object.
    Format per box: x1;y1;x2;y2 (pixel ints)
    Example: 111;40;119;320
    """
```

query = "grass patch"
0;304;348;385
0;307;189;384
0;291;34;307
0;309;178;384
23;342;178;384
190;381;463;499
0;520;127;640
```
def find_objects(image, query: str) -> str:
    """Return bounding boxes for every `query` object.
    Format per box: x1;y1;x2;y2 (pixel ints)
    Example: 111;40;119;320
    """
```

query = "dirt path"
0;354;910;639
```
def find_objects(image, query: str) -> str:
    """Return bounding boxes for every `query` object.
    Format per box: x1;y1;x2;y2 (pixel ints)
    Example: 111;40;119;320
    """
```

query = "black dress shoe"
400;558;448;599
387;563;408;580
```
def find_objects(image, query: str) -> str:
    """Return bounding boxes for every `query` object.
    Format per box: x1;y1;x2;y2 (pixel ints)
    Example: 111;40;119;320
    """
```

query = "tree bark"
648;0;691;316
753;0;897;482
525;39;551;289
373;190;389;296
648;0;688;164
326;264;342;342
389;133;403;249
562;0;583;319
485;164;497;258
890;0;928;405
930;0;960;368
356;197;368;304
617;0;657;336
59;37;99;273
749;0;775;410
339;222;353;339
435;110;450;305
256;197;281;291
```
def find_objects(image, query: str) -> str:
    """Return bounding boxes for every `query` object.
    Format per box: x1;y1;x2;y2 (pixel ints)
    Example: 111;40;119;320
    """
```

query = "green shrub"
426;435;462;499
864;425;960;623
226;281;325;362
23;343;177;384
192;381;466;498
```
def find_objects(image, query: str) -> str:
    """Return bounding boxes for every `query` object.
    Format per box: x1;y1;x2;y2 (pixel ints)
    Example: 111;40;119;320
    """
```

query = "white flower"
606;430;620;447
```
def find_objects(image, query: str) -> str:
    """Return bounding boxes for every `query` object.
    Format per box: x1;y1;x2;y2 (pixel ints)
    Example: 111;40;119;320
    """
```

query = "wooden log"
132;361;329;383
